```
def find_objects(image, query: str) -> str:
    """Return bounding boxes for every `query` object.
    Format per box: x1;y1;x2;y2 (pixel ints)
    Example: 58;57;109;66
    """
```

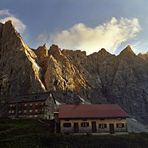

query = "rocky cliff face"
0;21;45;101
0;21;148;124
33;44;147;124
43;45;148;124
138;52;148;62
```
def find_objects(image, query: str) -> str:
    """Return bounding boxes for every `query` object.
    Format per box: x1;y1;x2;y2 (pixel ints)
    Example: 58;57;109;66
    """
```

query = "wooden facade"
8;93;56;119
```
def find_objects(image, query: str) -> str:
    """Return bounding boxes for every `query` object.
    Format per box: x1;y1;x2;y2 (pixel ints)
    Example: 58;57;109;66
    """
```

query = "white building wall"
60;118;128;134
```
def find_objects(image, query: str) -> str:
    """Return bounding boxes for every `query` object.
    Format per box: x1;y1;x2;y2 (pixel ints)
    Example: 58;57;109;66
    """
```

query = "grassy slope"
0;118;148;148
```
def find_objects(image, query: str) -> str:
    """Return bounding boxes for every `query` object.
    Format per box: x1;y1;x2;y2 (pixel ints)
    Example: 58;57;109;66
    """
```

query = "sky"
0;0;148;54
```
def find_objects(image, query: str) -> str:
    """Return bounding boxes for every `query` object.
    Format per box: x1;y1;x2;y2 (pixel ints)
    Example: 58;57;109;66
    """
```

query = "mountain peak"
0;20;13;26
3;20;16;31
138;52;148;61
35;44;48;57
97;48;112;57
0;19;25;53
98;48;109;54
5;20;13;25
138;52;148;56
119;45;135;57
48;44;62;56
42;43;47;49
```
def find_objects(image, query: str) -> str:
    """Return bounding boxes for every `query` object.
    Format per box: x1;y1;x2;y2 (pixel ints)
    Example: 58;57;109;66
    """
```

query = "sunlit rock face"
0;21;148;124
0;21;45;101
44;45;148;123
43;45;148;124
44;45;87;91
138;52;148;62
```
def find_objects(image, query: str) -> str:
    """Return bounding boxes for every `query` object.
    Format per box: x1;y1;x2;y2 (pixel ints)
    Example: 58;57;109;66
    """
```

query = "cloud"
0;9;10;16
0;9;26;33
38;17;141;54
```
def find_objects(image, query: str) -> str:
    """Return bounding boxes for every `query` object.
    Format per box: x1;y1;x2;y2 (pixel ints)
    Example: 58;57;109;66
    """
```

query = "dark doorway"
109;124;114;134
55;122;60;133
74;122;79;133
92;121;97;133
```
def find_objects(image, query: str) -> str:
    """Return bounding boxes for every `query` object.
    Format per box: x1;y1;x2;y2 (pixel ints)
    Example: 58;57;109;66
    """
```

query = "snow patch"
78;95;90;104
55;100;61;105
128;118;148;133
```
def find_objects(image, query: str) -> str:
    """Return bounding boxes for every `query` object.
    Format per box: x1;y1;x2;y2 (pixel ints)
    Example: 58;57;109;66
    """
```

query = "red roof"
58;104;128;119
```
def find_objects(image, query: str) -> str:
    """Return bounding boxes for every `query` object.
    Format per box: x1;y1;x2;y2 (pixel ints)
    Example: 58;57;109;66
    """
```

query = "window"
29;110;32;113
41;102;44;105
99;124;107;129
24;104;27;106
63;123;71;127
11;110;14;113
81;122;89;127
18;110;22;113
116;123;124;128
10;104;15;107
35;109;38;112
24;110;27;113
30;103;32;106
9;110;11;113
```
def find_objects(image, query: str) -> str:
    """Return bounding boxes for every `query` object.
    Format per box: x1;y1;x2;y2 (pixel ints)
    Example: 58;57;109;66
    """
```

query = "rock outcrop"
0;21;148;124
0;21;45;101
44;45;87;91
138;52;148;62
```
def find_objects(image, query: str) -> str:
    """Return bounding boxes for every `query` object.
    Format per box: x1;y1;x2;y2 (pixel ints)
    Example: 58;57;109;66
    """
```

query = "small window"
35;109;38;112
24;104;27;106
116;123;124;128
99;124;107;129
11;110;15;113
30;103;32;106
10;104;15;107
63;123;71;127
24;110;27;113
9;110;11;113
29;110;32;113
81;122;89;127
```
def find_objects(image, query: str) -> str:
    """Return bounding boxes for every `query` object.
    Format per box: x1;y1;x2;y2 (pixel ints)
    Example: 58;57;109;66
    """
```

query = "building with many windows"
7;93;56;119
57;104;128;134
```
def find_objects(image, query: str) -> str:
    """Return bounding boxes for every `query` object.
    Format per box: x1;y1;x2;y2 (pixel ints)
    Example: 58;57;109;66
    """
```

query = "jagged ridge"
0;21;148;125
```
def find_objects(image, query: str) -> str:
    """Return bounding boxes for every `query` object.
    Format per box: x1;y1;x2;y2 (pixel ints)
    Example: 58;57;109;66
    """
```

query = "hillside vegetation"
0;118;148;148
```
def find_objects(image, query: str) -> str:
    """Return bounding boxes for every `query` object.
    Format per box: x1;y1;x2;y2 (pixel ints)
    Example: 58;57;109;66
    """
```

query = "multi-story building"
7;93;56;119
